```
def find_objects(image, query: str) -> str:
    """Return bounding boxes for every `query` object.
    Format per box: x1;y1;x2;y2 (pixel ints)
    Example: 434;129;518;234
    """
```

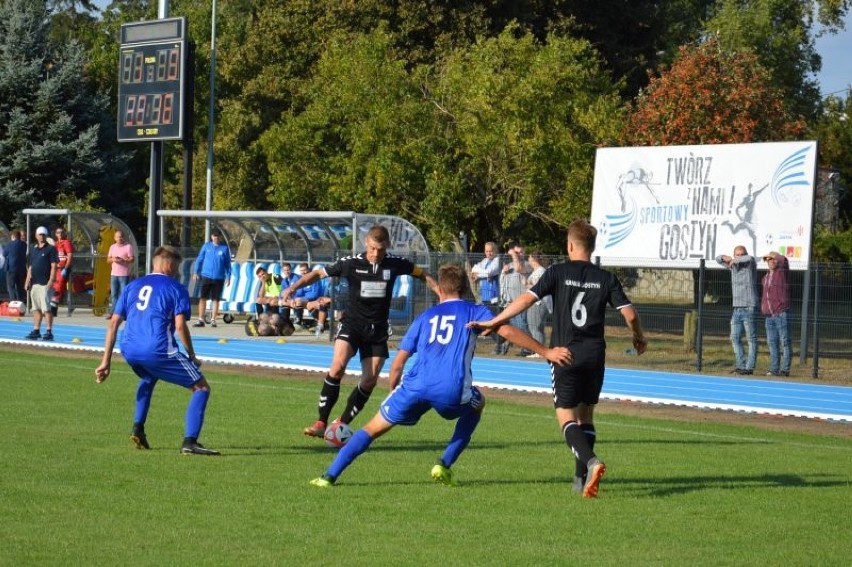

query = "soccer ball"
324;421;353;448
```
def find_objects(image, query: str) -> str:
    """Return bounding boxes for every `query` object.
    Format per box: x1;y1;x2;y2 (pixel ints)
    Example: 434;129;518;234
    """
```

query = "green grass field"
1;347;850;566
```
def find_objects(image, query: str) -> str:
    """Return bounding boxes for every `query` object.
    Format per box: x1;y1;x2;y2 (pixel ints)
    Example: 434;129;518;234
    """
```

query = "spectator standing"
24;227;58;340
470;241;506;354
310;264;571;488
191;228;231;328
95;246;219;455
471;219;647;498
499;241;532;355
282;225;436;439
525;250;551;357
4;229;28;302
761;251;792;377
715;245;759;375
50;226;74;316
106;229;134;317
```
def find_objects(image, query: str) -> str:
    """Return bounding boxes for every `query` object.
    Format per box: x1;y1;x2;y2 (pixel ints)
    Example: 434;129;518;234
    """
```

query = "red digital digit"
167;48;180;81
124;95;137;126
161;93;173;124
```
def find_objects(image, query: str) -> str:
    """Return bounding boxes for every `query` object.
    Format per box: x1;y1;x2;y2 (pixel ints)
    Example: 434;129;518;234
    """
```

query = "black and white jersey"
324;253;418;324
529;260;631;347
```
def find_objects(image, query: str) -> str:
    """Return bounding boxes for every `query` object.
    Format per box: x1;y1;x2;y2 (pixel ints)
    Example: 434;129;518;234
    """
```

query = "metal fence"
401;253;851;383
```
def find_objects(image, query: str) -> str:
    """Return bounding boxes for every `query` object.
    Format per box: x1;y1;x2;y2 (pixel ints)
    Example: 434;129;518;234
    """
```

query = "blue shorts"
379;385;484;426
127;352;204;388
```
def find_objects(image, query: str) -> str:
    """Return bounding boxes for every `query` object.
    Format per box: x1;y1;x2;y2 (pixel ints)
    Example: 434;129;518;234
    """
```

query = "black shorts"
551;344;606;408
335;319;389;360
199;278;225;300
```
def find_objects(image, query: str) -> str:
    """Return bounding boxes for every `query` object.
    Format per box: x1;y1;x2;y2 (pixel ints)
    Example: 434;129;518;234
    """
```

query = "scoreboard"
117;18;187;142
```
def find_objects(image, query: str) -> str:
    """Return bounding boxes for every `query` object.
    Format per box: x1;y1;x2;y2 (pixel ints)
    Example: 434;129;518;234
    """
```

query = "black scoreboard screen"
117;18;187;142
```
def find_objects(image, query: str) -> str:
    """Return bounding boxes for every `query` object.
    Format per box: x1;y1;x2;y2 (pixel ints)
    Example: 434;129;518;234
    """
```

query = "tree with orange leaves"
622;39;807;147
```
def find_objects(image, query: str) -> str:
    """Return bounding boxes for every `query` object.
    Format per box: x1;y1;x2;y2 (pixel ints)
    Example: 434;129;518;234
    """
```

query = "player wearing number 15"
95;246;219;456
309;265;571;487
471;220;647;498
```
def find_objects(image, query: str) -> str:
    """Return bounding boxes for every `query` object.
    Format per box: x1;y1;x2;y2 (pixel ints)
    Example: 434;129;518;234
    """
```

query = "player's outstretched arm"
282;269;323;302
95;316;122;383
496;324;572;366
468;292;538;332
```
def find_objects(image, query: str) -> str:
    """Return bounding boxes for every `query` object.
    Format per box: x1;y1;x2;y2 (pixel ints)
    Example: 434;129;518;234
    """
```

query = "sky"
813;11;852;99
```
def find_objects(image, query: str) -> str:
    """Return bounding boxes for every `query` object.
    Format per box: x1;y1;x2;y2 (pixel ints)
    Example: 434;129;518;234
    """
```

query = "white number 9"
136;285;153;311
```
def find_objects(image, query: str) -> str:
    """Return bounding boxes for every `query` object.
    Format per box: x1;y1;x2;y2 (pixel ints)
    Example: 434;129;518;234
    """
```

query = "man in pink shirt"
106;229;135;317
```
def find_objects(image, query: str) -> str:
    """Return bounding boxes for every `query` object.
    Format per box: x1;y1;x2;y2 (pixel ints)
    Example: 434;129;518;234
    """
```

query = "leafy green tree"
0;0;129;227
706;0;850;121
427;27;624;248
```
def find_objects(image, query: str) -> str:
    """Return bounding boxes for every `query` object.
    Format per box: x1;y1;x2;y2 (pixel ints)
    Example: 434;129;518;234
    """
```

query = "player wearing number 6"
470;219;647;498
95;246;219;456
309;265;571;488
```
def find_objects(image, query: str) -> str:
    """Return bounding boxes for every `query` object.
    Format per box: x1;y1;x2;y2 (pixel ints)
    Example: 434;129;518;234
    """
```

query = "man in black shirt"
24;226;59;341
471;219;647;498
283;225;436;439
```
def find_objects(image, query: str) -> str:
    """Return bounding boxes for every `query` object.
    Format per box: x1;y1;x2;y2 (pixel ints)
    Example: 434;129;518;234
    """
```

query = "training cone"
218;338;228;344
276;338;287;344
72;337;82;343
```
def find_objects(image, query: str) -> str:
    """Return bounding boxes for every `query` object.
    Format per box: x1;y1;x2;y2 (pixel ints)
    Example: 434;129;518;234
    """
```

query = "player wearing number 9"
469;219;647;498
309;264;571;488
95;246;220;456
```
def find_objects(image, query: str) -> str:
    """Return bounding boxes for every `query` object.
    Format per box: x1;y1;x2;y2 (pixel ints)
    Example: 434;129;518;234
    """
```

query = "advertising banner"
590;141;817;270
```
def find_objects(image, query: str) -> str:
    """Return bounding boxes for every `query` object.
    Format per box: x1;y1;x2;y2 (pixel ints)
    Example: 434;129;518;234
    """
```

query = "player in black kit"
282;225;436;439
471;219;647;498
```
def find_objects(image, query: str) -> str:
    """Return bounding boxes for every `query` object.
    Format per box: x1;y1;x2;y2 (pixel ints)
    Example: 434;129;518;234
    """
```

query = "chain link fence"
399;253;851;384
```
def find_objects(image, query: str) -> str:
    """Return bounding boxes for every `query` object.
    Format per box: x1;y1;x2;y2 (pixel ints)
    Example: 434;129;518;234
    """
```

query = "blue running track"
1;317;850;422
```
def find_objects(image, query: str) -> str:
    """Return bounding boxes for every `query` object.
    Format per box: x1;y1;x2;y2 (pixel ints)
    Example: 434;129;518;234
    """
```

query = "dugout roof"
156;210;430;266
22;208;140;272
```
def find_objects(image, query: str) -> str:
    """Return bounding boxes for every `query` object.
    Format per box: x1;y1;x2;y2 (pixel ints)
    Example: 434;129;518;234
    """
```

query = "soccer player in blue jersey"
471;219;647;498
284;225;438;439
95;246;219;456
309;264;571;488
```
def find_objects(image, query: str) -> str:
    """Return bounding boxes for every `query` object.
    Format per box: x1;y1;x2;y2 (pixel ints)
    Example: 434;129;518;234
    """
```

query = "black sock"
563;421;594;470
340;386;372;424
574;423;597;478
318;376;341;423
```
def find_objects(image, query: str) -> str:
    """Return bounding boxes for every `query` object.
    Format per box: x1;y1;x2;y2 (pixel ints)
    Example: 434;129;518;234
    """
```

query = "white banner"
590;141;817;270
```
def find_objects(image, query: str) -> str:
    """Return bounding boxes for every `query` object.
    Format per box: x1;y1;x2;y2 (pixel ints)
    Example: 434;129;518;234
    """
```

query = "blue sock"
185;389;210;439
133;379;156;424
441;411;481;467
326;429;373;480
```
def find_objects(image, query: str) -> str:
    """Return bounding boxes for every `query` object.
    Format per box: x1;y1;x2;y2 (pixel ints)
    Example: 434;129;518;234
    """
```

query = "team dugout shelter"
22;208;140;315
156;210;432;327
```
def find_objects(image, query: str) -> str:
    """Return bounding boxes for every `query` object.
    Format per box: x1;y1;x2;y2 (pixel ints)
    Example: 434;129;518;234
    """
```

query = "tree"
427;27;624;248
706;0;850;121
0;0;127;227
623;39;807;146
261;27;623;250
